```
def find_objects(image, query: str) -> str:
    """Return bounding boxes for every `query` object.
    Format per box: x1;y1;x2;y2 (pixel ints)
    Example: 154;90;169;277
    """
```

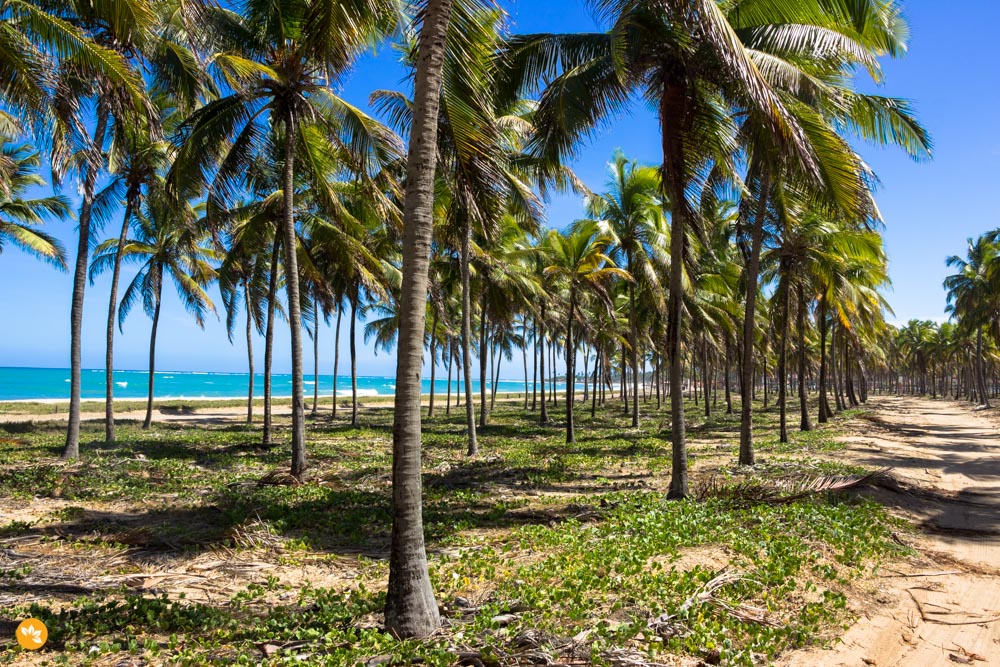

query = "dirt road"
781;396;1000;667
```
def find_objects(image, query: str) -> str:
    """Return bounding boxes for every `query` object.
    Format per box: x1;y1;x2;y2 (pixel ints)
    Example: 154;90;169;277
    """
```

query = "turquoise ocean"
0;366;558;402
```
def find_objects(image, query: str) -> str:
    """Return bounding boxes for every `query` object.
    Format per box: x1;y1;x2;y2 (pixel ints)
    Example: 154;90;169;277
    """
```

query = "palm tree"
503;0;862;497
543;222;629;443
48;0;156;460
384;0;453;640
172;0;399;478
584;150;665;428
945;235;1000;408
91;189;218;429
0;137;69;267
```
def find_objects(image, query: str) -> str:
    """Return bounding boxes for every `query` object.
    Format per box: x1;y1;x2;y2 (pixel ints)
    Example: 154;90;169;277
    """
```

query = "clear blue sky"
1;0;998;377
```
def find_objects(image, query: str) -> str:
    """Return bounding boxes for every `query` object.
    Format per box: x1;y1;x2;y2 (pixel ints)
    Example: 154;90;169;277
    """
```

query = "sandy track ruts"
780;396;1000;667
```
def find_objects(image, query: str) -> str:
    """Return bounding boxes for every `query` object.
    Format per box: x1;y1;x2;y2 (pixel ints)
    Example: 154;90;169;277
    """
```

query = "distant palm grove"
9;0;999;639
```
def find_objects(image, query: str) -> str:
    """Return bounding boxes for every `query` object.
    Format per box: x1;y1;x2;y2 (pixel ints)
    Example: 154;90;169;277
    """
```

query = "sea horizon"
0;366;569;402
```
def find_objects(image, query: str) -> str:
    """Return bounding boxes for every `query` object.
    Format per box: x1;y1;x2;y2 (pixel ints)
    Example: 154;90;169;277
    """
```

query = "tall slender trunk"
662;82;690;499
350;294;359;427
777;277;789;443
702;335;711;419
724;338;732;414
628;268;639;427
977;327;991;408
818;298;830;423
263;237;280;446
478;292;489;428
551;341;557;407
428;308;438;417
738;169;770;466
539;303;548;424
280;114;307;478
245;281;255;426
384;0;452;637
445;340;453;416
142;271;163;430
103;196;135;444
582;345;589;404
490;335;502;408
565;288;576;443
63;109;109;460
592;346;600;419
797;284;811;431
311;296;320;416
459;220;477;454
332;304;342;419
532;319;538;411
523;322;529;410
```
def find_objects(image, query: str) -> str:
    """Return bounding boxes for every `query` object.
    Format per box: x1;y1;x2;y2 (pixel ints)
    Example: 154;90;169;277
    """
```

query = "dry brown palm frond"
257;469;304;486
696;468;892;506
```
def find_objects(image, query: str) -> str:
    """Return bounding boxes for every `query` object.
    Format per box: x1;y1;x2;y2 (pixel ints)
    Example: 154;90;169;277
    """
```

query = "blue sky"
1;0;998;378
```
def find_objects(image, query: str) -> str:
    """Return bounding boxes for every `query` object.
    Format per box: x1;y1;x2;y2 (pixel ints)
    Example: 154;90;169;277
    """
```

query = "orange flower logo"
15;618;47;650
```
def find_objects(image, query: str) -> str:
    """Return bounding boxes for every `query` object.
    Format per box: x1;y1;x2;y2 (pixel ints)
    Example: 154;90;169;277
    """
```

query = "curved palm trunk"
103;197;135;444
384;0;452;637
459;221;478;454
143;270;163;430
245;281;255;425
738;170;770;466
280;115;307;479
797;284;811;431
350;294;359;427
332;304;341;419
63;109;108;460
428;309;438;417
532;319;538;411
263;236;281;446
565;288;576;444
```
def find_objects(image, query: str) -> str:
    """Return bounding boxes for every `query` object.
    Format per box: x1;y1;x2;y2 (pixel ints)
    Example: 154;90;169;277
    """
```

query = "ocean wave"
338;389;379;397
116;382;127;388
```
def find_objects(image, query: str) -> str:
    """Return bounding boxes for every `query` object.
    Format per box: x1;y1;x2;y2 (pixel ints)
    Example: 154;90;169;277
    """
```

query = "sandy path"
781;396;1000;667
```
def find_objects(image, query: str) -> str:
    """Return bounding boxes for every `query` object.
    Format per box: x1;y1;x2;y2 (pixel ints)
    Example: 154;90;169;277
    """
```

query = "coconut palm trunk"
350;294;359;427
817;298;830;423
332;303;341;419
738;171;769;466
312;297;320;416
263;237;280;446
103;197;135;444
63;109;109;460
797;284;811;431
459;221;478;454
245;281;255;425
565;288;576;443
142;268;163;430
539;302;548;424
310;299;319;417
777;278;789;443
428;308;438;417
383;0;452;638
479;291;489;428
628;268;639;427
662;81;690;500
279;114;307;478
